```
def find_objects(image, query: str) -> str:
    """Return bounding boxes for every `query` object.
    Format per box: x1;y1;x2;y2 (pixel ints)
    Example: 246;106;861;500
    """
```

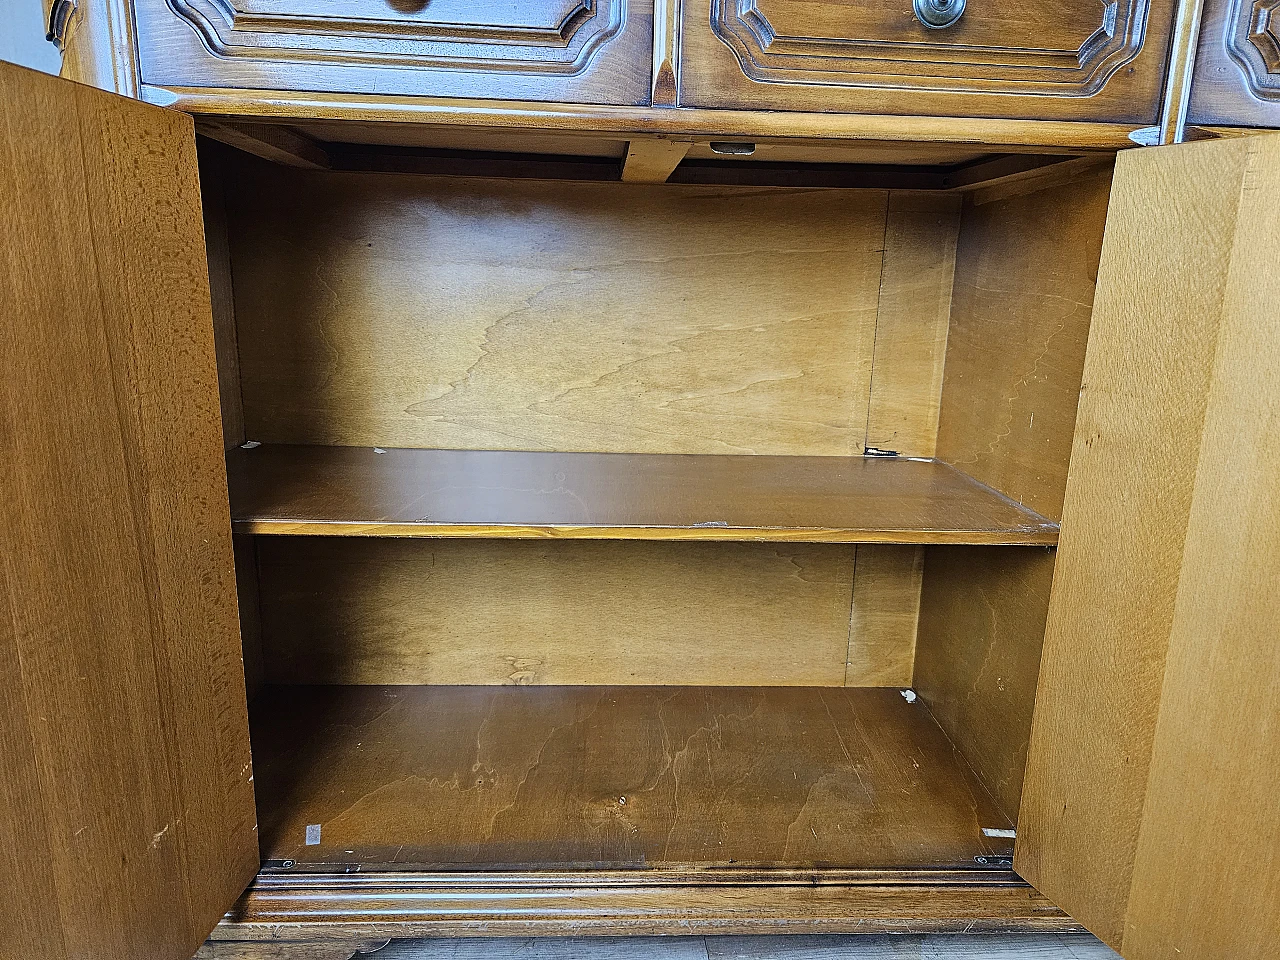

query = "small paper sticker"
982;827;1017;839
305;824;322;845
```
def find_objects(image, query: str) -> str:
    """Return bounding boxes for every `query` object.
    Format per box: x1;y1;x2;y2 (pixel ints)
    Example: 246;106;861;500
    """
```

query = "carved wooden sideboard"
5;3;1278;960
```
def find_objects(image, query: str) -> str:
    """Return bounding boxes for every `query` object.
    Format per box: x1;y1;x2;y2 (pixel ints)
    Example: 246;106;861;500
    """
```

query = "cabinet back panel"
915;164;1113;821
227;160;888;456
256;537;857;686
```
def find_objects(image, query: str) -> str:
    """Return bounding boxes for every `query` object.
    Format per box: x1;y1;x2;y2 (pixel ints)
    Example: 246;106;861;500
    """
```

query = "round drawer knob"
914;0;966;28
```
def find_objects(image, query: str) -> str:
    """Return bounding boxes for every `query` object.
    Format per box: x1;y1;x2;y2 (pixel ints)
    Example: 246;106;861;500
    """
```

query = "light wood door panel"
0;62;257;960
680;0;1177;122
1016;134;1280;957
132;0;652;105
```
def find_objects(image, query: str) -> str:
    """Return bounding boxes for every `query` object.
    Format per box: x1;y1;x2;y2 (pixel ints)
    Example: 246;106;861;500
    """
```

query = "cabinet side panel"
0;63;257;960
913;164;1111;822
1014;138;1254;949
934;163;1112;521
1119;136;1280;960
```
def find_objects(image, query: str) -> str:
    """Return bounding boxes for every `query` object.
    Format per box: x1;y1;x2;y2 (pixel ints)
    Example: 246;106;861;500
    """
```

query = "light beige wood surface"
1016;135;1280;957
0;62;256;960
254;537;856;686
227;446;1058;544
227;164;885;456
1121;134;1280;956
620;138;691;182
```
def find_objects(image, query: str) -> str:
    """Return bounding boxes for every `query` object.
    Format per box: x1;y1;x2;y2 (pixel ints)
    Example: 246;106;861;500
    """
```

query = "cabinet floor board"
227;446;1058;544
250;685;1014;869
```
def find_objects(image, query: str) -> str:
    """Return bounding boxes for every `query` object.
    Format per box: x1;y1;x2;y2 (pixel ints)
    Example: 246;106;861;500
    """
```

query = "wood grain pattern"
1120;134;1280;957
213;868;1073;939
251;685;1013;867
1188;0;1280;127
679;0;1176;123
131;0;653;106
912;163;1112;825
1015;135;1275;952
52;0;139;95
846;545;923;687
913;547;1057;821
254;537;856;686
865;192;963;459
934;161;1112;520
227;446;1058;544
0;62;256;960
227;165;886;456
620;138;691;182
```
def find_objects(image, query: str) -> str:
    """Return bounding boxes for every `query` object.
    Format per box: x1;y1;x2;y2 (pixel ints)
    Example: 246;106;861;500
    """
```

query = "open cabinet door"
0;62;258;959
1015;134;1280;957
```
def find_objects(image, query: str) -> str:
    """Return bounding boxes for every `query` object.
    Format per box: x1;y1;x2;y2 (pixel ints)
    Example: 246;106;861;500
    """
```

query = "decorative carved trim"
710;0;1151;96
166;0;626;74
211;866;1077;938
1226;0;1280;98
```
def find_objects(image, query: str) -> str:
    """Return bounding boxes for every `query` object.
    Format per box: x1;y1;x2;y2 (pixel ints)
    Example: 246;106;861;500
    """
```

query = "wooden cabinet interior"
194;127;1112;936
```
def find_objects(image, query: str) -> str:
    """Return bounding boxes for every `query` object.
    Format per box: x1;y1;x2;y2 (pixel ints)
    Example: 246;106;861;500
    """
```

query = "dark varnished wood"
1188;0;1280;126
250;685;1014;869
0;62;256;960
227;445;1059;544
679;0;1177;124
131;0;652;105
212;868;1074;939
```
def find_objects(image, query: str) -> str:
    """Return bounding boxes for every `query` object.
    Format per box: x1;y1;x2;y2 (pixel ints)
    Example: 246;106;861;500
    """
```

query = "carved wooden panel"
1189;0;1280;126
680;0;1178;122
133;0;651;104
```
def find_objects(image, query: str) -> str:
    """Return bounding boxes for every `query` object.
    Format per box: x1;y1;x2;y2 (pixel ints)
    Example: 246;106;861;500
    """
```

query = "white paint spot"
982;827;1017;839
240;440;261;449
900;689;918;703
374;447;387;454
305;823;322;845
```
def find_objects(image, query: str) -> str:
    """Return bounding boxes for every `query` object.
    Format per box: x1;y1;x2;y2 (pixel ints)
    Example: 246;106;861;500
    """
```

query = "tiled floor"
359;933;1120;959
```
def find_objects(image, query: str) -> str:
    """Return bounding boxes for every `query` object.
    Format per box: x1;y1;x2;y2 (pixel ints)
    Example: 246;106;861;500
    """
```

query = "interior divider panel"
227;445;1059;544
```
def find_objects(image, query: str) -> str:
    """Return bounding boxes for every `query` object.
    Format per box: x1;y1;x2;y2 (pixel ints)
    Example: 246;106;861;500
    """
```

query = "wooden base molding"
211;868;1076;939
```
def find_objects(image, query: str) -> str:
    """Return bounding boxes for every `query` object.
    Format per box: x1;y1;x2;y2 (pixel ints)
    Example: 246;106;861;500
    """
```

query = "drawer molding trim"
710;0;1152;96
1225;0;1280;98
165;0;626;74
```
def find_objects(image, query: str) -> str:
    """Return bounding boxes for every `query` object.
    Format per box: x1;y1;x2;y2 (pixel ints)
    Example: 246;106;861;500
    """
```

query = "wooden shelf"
227;445;1058;544
251;685;1016;869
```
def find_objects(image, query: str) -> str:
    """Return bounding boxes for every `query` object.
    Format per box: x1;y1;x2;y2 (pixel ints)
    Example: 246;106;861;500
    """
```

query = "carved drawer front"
133;0;651;104
679;0;1178;122
1189;0;1280;126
